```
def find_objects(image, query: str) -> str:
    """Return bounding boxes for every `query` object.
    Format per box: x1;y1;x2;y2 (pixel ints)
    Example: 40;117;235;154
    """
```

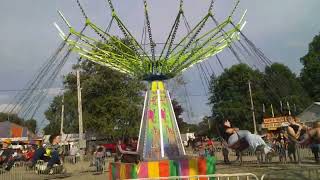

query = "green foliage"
43;61;145;138
0;113;23;125
209;64;264;130
0;112;37;133
209;63;311;132
264;63;311;114
300;33;320;101
24;119;37;133
196;116;212;136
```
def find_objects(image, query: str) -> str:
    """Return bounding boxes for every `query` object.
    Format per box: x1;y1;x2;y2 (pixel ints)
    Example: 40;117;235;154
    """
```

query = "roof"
43;133;86;144
0;121;35;139
298;102;320;122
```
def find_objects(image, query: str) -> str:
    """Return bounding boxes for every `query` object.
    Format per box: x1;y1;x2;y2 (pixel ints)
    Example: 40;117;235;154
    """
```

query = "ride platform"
109;156;216;179
109;81;216;179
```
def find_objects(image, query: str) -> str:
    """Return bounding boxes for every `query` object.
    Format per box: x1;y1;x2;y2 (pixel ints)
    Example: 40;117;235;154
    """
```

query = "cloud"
0;94;10;101
47;88;63;97
287;41;307;48
1;0;319;125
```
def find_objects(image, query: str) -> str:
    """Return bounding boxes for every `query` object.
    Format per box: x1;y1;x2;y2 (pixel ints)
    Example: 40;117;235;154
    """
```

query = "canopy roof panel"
57;0;246;81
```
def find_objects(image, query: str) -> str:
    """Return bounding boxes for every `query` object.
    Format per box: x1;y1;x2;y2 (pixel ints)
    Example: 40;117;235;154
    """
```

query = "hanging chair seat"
229;138;249;152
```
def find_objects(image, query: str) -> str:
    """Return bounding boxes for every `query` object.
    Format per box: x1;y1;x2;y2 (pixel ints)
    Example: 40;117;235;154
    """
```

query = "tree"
195;116;212;137
209;63;311;132
0;113;23;125
24;119;37;133
209;64;265;130
264;63;311;115
43;61;145;138
300;33;320;101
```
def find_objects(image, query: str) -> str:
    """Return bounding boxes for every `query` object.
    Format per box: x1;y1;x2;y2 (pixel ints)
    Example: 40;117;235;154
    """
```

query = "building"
0;121;36;142
0;121;41;148
298;102;320;126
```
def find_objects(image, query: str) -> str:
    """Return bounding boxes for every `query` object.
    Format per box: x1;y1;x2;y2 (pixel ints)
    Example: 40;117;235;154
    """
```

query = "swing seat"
229;138;249;152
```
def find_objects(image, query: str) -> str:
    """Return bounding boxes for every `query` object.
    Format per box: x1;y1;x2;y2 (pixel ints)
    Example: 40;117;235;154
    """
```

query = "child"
95;147;105;172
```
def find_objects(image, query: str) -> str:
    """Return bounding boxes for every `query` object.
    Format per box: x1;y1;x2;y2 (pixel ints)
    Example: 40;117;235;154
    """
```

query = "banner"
262;116;288;130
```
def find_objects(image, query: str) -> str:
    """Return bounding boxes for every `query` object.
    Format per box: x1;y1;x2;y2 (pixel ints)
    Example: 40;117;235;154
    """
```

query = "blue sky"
0;0;319;129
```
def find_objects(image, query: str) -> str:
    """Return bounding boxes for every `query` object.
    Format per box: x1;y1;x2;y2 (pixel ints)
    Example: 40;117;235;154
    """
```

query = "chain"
107;0;115;12
165;12;181;60
208;0;215;12
230;0;240;17
175;15;209;63
76;0;88;19
116;19;139;54
179;0;183;10
105;17;114;33
143;0;156;62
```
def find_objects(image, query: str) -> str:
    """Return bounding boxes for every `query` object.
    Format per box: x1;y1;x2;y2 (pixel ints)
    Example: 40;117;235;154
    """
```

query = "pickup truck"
102;143;126;153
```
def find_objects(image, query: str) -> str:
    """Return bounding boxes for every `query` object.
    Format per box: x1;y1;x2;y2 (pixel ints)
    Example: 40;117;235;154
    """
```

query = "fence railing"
126;173;259;180
0;147;318;180
261;167;320;180
186;145;318;164
0;155;111;180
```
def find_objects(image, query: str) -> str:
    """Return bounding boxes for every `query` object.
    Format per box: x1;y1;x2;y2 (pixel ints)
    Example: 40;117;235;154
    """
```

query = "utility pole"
248;81;257;134
60;95;64;135
77;69;85;159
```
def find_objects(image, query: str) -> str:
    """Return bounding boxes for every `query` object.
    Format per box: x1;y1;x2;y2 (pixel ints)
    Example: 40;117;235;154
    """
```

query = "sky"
0;0;319;129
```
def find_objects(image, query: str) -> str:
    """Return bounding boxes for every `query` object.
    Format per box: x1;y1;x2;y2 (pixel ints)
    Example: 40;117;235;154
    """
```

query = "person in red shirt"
24;146;36;161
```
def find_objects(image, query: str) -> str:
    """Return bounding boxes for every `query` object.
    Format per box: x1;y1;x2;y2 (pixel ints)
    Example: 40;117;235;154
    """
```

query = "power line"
0;88;63;92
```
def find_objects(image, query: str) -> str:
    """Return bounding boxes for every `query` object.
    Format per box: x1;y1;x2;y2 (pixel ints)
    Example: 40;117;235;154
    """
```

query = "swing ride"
50;0;249;178
55;0;245;162
3;0;302;178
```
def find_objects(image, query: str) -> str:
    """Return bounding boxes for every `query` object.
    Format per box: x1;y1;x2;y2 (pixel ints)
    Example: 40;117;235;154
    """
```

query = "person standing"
95;147;105;172
69;145;78;164
300;121;320;163
287;117;303;163
276;132;287;163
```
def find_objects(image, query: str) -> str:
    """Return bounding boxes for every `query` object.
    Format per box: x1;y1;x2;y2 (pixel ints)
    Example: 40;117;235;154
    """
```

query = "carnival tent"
0;121;35;141
298;102;320;123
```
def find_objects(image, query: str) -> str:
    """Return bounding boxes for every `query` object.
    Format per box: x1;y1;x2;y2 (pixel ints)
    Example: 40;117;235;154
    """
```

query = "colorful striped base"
109;156;216;180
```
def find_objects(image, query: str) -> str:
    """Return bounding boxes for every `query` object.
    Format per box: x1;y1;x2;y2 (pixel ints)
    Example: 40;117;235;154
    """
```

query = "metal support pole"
248;80;257;134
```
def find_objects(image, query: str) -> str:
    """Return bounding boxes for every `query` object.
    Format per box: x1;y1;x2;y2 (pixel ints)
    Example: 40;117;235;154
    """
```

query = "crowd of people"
0;134;140;174
0;134;66;174
185;118;320;164
1;118;319;174
263;118;320;163
0;139;37;171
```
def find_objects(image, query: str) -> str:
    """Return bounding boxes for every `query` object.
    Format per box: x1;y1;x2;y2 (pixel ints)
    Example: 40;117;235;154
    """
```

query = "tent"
0;121;35;141
298;102;320;124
